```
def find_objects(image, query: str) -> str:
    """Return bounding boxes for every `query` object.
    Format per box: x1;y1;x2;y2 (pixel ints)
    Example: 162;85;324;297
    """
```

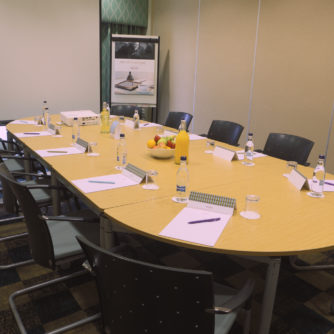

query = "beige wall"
152;0;334;172
0;0;100;119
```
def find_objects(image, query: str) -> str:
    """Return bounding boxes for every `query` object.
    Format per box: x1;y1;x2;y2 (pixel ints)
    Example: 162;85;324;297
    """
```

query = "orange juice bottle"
174;120;189;164
100;102;110;134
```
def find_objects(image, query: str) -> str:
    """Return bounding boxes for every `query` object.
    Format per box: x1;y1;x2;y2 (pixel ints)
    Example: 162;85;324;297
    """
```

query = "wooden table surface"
7;116;334;256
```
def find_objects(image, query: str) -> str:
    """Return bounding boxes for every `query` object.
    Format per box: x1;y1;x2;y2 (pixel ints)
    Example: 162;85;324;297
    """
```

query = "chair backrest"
0;161;18;213
263;133;314;166
164;111;193;130
0;163;55;268
77;235;215;334
207;120;244;146
110;105;144;119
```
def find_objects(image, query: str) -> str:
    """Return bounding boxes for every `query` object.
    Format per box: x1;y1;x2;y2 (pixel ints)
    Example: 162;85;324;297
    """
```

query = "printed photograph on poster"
114;41;155;96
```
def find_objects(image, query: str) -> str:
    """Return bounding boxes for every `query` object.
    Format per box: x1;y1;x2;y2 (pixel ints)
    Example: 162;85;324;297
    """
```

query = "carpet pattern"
2;217;334;334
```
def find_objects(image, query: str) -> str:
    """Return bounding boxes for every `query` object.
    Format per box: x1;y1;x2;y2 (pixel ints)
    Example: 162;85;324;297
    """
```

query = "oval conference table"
6;115;334;334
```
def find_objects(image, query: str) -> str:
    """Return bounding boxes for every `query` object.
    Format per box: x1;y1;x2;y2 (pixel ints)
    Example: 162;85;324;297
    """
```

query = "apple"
154;135;161;143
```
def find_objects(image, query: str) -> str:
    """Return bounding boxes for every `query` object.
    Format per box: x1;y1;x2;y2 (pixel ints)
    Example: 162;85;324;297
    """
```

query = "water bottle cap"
180;156;187;161
120;133;125;138
44;107;48;110
43;100;47;103
248;133;253;136
319;154;325;159
74;117;78;120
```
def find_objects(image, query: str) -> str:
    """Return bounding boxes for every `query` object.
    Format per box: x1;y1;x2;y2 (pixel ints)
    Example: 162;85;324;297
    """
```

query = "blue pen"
325;181;334;186
88;180;115;185
188;217;221;224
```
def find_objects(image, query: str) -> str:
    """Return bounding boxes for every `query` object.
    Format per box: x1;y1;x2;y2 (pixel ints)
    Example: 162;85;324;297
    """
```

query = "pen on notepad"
188;217;221;224
88;180;115;184
325;181;334;186
142;123;150;126
47;150;68;154
24;132;40;135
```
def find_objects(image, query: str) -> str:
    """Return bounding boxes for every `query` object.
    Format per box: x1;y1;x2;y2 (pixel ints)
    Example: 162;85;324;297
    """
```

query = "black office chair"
0;167;101;334
77;235;255;334
164;111;193;131
110;105;144;119
260;133;314;166
202;120;244;146
0;163;75;270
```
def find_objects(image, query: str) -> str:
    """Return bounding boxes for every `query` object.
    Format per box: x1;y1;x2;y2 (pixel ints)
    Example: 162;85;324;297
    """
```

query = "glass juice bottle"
100;102;110;134
174;120;189;164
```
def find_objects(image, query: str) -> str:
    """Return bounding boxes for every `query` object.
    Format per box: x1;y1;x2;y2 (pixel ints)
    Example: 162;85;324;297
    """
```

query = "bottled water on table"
242;133;255;166
174;156;189;203
116;133;127;170
309;154;325;198
72;117;80;145
43;107;50;128
133;109;140;129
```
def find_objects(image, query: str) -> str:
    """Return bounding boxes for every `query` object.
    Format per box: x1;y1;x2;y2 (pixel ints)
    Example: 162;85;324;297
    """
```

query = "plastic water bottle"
243;133;254;166
310;155;325;198
72;117;80;144
42;100;48;123
43;107;50;128
133;109;140;129
116;133;127;170
175;156;189;202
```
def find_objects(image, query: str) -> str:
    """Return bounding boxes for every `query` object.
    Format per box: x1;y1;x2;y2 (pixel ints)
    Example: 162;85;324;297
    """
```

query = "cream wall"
0;0;100;119
151;0;334;172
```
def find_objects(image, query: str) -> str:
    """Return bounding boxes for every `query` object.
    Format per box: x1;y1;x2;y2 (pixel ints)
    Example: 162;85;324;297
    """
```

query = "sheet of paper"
163;130;178;136
159;207;231;246
10;120;37;125
72;174;138;193
125;119;134;128
236;150;267;160
14;131;52;138
140;122;159;128
35;147;83;157
163;131;204;141
308;179;334;192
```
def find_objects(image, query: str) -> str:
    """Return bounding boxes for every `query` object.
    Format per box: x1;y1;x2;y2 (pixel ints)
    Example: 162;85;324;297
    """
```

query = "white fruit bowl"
147;148;175;159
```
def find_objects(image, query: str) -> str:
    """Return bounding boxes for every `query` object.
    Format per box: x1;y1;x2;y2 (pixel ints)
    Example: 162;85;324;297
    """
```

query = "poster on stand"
111;34;159;106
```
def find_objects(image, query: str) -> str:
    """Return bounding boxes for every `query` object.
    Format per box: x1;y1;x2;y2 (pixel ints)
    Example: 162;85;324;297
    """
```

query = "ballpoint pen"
188;217;221;224
47;151;68;154
24;132;40;135
143;123;150;126
88;180;115;184
325;181;334;186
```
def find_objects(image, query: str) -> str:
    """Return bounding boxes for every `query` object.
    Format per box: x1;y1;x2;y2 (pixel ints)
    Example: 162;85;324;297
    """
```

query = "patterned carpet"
2;210;334;334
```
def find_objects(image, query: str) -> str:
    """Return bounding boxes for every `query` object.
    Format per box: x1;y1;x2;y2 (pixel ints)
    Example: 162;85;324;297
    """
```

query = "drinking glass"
142;170;159;190
87;142;99;156
240;195;260;220
205;140;215;154
283;161;297;178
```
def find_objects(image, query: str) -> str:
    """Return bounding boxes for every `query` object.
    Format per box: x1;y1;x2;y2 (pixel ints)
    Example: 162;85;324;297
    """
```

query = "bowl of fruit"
147;135;176;158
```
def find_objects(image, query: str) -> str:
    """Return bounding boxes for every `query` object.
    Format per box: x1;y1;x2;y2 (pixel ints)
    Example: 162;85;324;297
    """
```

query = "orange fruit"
147;139;156;148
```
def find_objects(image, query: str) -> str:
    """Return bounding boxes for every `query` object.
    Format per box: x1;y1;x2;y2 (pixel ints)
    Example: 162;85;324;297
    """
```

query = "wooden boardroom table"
6;115;334;334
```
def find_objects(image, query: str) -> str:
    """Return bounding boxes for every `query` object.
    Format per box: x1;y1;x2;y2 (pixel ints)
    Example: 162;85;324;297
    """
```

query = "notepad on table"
160;192;236;247
14;131;52;138
35;147;84;157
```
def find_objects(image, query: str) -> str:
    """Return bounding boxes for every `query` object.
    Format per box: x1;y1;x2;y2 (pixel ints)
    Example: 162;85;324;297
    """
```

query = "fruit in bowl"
146;135;176;158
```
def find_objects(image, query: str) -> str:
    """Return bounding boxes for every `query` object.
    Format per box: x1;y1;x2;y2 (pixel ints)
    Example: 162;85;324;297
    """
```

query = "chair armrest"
25;184;65;190
206;278;254;314
12;171;49;178
303;162;311;167
41;215;99;223
254;149;263;153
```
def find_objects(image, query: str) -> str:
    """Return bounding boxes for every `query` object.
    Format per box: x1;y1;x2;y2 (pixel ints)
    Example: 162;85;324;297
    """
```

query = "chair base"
9;269;101;334
289;255;334;271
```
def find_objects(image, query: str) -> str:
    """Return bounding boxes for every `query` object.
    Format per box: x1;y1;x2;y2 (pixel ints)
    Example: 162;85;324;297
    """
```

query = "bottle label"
176;185;186;192
122;154;127;165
